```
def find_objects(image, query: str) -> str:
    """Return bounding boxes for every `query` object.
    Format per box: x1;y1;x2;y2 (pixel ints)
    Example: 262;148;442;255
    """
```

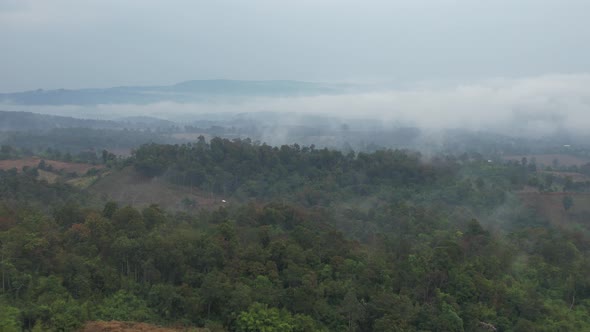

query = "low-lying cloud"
2;73;590;138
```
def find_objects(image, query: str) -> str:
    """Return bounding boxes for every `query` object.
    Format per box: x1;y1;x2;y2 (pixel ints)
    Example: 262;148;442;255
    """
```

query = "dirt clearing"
89;167;224;210
80;321;209;332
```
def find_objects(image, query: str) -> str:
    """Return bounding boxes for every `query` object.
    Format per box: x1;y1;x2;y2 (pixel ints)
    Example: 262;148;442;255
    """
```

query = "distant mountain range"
0;111;118;131
0;80;352;105
0;111;176;131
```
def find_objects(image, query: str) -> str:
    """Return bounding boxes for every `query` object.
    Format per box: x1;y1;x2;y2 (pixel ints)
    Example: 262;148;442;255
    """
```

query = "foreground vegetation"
1;138;590;331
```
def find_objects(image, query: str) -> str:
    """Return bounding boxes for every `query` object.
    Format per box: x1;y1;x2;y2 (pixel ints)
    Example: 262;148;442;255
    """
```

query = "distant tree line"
132;137;443;199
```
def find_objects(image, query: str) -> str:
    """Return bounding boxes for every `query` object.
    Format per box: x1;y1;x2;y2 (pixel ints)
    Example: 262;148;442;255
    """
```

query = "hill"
2;138;590;331
0;80;351;105
0;111;181;132
0;110;120;131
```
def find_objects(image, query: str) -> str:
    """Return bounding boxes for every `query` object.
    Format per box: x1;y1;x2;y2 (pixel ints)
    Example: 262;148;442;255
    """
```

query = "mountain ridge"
0;79;351;105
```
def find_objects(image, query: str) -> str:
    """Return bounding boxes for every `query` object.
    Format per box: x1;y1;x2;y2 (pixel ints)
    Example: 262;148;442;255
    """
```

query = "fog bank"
2;74;589;138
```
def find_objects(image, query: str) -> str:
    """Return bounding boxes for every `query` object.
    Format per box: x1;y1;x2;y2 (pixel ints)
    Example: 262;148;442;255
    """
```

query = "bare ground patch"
80;321;209;332
89;167;226;210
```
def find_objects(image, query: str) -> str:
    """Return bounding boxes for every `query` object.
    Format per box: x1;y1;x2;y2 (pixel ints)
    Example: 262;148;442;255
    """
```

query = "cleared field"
503;154;590;167
67;175;99;189
37;169;59;183
81;321;208;332
0;157;103;174
89;167;224;210
541;171;590;183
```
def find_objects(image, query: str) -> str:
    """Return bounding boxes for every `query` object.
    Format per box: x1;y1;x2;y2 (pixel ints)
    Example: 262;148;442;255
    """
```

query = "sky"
1;0;589;92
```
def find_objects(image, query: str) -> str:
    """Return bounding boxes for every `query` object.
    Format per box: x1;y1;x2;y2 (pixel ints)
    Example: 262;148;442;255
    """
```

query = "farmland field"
503;154;590;167
0;157;103;174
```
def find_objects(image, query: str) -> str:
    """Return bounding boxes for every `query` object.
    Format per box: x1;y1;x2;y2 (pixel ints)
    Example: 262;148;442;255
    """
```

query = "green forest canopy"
0;138;589;331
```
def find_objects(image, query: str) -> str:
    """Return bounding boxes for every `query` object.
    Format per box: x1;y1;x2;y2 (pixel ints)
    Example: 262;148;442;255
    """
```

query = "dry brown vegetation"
89;167;224;210
80;321;209;332
37;169;59;183
0;157;103;174
518;191;590;228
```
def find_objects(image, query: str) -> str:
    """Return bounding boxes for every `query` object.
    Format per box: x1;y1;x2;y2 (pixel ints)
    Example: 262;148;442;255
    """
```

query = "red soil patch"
0;157;103;174
80;321;208;332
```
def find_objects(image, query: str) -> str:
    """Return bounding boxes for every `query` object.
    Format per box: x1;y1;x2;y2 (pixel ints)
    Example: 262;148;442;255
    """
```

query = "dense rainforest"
1;138;590;331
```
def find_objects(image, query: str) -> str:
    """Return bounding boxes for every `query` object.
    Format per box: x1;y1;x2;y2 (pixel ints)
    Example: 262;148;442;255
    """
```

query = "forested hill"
132;138;444;199
0;111;181;132
1;138;590;331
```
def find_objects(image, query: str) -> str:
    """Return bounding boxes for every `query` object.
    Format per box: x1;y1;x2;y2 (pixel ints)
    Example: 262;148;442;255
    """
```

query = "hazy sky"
1;0;589;92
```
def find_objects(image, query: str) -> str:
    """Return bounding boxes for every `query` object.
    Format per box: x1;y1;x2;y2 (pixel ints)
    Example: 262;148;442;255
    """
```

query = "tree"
564;176;574;191
0;305;20;332
96;290;154;322
340;289;365;331
102;201;118;219
236;303;294;332
235;303;323;332
563;195;574;212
